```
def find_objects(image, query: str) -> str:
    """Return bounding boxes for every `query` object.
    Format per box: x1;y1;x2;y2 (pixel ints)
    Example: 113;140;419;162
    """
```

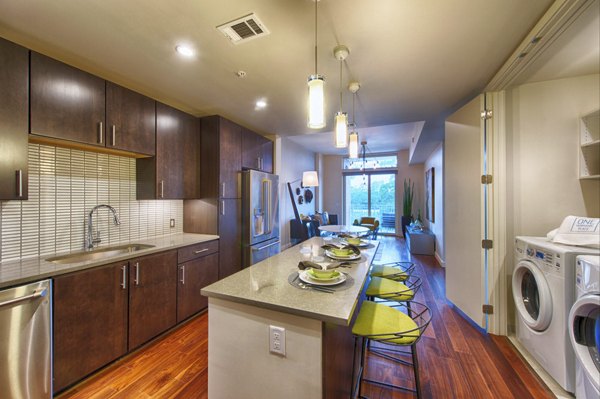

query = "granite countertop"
202;236;379;326
0;233;219;289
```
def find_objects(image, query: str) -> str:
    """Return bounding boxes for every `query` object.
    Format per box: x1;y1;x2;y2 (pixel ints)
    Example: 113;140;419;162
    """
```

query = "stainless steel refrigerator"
242;169;280;267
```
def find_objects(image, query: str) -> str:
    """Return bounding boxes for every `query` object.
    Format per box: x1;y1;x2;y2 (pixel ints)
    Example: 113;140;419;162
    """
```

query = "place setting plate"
324;250;362;261
339;239;371;248
299;269;347;286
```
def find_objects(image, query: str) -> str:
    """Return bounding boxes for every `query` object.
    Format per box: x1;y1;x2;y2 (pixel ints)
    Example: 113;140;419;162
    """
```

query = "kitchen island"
201;236;379;399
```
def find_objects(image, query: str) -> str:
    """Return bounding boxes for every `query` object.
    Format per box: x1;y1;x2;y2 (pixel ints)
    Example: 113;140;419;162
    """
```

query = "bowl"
346;237;361;245
308;268;340;279
330;248;354;257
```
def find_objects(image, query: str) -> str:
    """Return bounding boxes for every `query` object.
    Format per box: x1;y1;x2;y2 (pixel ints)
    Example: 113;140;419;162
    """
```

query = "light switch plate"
170;219;175;228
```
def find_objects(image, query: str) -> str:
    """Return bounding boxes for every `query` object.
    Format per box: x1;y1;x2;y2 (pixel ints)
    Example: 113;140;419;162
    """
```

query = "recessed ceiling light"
255;99;267;109
175;45;195;57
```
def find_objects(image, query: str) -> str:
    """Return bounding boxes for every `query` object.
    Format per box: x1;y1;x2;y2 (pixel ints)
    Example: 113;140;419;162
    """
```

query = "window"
343;154;397;234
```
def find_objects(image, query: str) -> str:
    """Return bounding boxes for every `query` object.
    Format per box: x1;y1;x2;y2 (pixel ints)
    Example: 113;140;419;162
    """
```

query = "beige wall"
424;142;444;264
320;155;343;219
507;74;600;238
444;95;484;328
278;138;317;249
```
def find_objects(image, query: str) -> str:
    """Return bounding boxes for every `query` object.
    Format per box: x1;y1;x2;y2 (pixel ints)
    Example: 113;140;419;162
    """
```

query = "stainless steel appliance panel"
242;170;279;246
245;237;281;267
0;279;52;399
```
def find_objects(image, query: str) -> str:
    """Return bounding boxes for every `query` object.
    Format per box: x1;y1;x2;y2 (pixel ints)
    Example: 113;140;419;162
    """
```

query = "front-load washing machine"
513;236;599;392
569;255;600;399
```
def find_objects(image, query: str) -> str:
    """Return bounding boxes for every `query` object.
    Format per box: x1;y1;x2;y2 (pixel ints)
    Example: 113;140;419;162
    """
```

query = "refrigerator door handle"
263;179;271;234
252;240;280;251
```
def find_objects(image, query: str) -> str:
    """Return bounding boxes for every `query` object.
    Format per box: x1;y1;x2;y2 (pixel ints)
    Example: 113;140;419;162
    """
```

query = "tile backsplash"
0;144;183;262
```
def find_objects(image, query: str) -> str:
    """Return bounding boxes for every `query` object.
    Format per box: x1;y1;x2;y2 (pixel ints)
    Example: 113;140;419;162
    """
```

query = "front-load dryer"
513;236;599;392
569;255;600;399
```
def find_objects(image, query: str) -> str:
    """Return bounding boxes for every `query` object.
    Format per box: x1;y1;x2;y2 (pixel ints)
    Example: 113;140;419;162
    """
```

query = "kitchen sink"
46;244;155;264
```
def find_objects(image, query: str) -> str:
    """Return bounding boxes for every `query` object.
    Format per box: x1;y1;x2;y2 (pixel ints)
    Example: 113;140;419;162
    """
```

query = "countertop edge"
202;289;350;326
0;233;220;289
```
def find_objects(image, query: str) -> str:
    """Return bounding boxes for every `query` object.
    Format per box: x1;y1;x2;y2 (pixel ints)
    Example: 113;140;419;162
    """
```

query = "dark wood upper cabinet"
128;250;177;350
53;261;128;393
106;82;156;155
0;38;28;200
241;127;273;173
259;135;274;174
30;52;106;146
137;102;199;200
200;115;241;199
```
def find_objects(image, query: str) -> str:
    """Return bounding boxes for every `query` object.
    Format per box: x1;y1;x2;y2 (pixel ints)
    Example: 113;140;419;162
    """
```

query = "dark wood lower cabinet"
129;250;178;350
53;261;128;393
177;252;219;322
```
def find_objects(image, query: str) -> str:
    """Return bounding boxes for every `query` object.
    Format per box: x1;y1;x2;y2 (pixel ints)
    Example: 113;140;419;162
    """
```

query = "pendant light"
333;45;349;147
348;81;360;158
307;0;325;129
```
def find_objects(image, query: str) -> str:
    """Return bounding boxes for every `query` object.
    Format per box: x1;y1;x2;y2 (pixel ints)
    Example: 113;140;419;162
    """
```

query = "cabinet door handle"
134;262;140;286
180;265;185;285
111;125;116;146
220;200;225;216
98;122;103;144
160;180;164;198
194;248;209;254
16;170;23;198
120;265;127;289
222;182;226;197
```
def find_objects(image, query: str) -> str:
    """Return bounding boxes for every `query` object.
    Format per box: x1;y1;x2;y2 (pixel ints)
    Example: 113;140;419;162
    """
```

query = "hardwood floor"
58;236;554;399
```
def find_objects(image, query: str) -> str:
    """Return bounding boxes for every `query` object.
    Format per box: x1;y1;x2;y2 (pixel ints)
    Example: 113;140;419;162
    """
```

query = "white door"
445;95;485;328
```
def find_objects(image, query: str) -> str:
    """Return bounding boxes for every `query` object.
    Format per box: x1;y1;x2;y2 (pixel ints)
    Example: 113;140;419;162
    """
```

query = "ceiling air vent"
217;13;270;44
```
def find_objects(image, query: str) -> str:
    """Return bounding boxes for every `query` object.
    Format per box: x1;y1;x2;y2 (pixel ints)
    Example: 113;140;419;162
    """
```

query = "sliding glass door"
344;172;396;234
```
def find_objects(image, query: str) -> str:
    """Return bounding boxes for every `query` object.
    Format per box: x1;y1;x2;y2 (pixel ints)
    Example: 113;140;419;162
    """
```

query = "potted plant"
401;178;414;238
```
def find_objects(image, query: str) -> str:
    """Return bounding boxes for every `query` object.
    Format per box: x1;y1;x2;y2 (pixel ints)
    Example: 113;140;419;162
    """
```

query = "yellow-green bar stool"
365;275;423;363
351;300;432;399
370;261;415;281
366;275;422;302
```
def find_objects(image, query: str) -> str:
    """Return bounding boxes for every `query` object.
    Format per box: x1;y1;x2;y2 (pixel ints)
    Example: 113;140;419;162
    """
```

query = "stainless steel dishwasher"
0;279;52;399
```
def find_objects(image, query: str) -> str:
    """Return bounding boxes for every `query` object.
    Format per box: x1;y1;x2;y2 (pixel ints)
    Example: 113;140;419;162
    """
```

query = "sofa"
290;212;338;245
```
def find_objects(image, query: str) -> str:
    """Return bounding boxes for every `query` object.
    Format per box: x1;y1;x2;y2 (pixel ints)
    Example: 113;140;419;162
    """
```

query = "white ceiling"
0;0;576;158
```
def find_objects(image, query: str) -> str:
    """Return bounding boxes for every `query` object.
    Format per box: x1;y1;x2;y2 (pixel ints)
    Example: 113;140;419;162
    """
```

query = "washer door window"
512;260;552;331
569;295;600;391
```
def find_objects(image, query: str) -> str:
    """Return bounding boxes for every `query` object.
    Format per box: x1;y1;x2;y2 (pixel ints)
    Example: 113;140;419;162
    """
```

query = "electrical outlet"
269;325;286;356
170;219;175;228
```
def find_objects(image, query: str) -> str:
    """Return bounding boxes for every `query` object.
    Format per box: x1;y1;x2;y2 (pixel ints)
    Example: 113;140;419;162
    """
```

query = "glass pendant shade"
307;75;325;129
334;112;348;148
348;131;359;158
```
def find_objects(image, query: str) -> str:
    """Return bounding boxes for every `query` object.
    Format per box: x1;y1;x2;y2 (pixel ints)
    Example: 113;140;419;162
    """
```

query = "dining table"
201;236;379;399
317;224;370;235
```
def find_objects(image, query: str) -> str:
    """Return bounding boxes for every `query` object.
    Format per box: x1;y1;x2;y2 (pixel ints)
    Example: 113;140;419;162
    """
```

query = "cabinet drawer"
178;240;219;263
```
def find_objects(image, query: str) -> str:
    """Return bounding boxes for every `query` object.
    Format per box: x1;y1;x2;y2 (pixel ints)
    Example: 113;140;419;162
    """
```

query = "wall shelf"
579;110;600;179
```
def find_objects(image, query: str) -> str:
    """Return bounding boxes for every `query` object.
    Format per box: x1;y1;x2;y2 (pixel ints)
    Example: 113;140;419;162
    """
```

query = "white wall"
278;137;317;249
424;142;444;265
507;74;600;239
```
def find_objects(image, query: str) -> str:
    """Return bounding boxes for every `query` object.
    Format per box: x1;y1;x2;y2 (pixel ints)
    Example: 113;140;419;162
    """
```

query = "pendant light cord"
314;0;318;75
339;60;343;112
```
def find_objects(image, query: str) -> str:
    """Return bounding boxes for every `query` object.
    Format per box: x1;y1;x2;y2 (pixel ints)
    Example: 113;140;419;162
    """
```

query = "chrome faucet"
87;205;121;250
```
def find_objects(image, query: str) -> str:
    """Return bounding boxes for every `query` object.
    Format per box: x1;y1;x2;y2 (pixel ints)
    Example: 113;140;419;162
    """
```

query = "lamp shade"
308;75;325;129
334;112;348;148
348;131;359;158
302;171;319;187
